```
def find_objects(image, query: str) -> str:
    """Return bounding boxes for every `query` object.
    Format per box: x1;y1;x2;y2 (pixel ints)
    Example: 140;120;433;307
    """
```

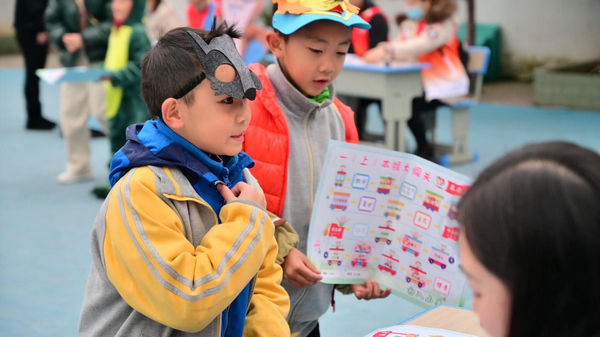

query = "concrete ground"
0;52;536;106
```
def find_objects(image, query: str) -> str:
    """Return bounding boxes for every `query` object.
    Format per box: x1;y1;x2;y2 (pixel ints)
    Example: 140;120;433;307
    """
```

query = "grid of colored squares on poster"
308;141;471;308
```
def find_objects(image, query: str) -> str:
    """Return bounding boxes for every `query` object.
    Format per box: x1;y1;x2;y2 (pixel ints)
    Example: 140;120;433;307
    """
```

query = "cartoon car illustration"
374;220;395;245
376;176;394;195
406;262;427;288
330;191;351;210
384;199;404;220
401;234;422;257
334;165;347;187
428;245;455;269
323;242;344;266
377;251;399;276
447;201;459;220
351;242;371;268
423;190;444;212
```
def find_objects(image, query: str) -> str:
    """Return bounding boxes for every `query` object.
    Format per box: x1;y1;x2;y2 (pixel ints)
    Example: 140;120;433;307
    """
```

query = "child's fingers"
287;272;317;288
229;182;249;196
363;280;392;299
302;256;322;277
298;265;322;283
217;183;236;203
351;284;370;299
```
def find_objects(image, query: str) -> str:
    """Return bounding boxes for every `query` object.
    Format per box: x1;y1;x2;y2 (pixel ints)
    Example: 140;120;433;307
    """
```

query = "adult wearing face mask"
363;0;468;161
348;0;389;142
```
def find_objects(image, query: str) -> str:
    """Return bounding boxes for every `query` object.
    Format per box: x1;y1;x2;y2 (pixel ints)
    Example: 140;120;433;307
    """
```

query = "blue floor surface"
1;67;599;336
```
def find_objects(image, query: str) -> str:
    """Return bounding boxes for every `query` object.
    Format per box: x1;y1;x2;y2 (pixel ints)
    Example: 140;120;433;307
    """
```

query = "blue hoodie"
109;119;254;337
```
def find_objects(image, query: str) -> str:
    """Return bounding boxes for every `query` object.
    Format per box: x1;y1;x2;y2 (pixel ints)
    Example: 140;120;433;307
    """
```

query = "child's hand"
100;75;113;83
351;280;391;300
362;45;387;64
282;247;322;288
62;33;83;53
217;182;266;209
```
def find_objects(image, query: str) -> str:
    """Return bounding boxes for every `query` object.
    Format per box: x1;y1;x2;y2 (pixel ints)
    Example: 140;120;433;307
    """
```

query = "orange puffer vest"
244;63;359;216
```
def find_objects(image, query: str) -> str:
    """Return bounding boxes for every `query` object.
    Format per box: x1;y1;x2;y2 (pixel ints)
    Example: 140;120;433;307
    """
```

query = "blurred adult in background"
348;0;388;141
187;0;220;30
220;0;268;58
145;0;185;44
13;0;56;130
187;0;268;63
45;0;112;184
363;0;468;160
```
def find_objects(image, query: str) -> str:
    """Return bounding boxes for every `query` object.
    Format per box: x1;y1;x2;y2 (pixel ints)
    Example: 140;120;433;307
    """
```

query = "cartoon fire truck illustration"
323;241;345;266
351;242;372;268
334;165;347;187
447;200;459;220
423;190;444;212
323;216;348;239
406;262;427;288
377;250;399;276
374;220;395;245
428;245;455;269
330;191;351;211
442;225;460;241
376;176;394;195
402;234;422;257
384;199;404;220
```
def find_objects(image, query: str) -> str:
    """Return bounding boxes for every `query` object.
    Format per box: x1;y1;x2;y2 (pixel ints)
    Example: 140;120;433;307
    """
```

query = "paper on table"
364;324;477;337
36;66;110;85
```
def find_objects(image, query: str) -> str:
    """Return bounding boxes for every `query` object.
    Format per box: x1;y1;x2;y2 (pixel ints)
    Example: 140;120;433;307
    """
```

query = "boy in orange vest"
243;1;391;336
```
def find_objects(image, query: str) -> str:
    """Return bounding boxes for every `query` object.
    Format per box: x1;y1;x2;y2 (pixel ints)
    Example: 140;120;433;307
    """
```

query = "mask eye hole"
214;64;237;83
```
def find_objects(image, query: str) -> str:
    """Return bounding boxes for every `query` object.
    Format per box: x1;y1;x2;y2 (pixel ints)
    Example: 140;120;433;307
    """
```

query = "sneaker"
57;170;94;184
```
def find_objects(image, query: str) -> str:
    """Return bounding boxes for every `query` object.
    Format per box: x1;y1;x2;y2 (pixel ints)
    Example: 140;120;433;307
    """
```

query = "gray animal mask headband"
173;31;262;100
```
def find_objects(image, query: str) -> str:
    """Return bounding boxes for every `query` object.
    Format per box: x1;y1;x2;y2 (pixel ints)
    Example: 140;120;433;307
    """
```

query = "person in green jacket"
92;0;151;198
45;0;113;184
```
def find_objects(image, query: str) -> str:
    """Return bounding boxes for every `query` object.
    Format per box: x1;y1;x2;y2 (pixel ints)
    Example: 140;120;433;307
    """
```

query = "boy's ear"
266;32;285;58
161;98;184;130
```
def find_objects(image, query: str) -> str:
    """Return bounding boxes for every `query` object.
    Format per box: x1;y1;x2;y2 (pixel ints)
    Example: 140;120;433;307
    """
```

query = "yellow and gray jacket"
78;120;290;336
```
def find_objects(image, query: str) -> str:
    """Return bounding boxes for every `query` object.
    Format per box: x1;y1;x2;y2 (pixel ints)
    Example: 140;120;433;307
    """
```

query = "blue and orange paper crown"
272;0;371;34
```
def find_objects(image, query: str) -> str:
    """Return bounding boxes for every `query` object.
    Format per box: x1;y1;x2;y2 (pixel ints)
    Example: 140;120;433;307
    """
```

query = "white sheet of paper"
36;66;110;85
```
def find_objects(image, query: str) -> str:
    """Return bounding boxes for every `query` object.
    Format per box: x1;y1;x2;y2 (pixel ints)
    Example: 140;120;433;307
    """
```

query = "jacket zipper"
304;112;315;216
286;287;308;326
286;113;316;328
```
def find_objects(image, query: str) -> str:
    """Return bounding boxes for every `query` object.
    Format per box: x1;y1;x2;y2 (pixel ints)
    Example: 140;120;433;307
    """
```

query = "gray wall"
378;0;600;67
2;0;599;64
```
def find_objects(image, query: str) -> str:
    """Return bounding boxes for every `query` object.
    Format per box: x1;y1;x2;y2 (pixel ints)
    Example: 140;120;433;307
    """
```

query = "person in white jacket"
363;0;468;160
145;0;185;44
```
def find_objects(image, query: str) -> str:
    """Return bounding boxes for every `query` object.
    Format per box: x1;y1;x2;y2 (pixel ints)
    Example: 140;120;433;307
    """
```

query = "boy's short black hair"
141;23;241;118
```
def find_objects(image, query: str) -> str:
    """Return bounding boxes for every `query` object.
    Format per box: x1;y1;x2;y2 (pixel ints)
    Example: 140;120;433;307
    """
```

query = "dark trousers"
16;29;48;123
355;98;381;139
408;96;446;155
306;323;320;337
355;95;445;156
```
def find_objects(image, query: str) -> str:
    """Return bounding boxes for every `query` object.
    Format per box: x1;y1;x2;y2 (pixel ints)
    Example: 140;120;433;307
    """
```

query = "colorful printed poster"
364;325;476;337
307;141;471;308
